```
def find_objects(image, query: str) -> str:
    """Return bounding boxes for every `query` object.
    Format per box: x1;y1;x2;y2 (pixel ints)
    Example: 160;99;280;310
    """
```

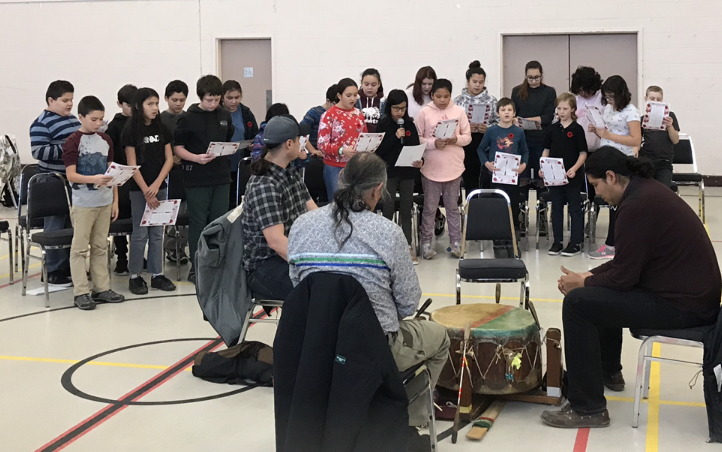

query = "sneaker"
151;275;176;291
409;246;419;265
603;371;625;392
561;243;582;257
165;249;178;263
421;243;436;260
541;403;610;429
449;241;462;258
178;250;189;264
188;270;196;285
589;245;615;260
548;242;563;255
45;272;73;287
74;294;96;310
92;289;126;304
114;260;129;276
129;276;148;295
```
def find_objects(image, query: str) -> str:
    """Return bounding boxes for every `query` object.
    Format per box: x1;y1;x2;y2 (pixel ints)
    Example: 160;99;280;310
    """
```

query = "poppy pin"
405;131;411;137
567;132;573;138
508;133;514;139
247;122;253;127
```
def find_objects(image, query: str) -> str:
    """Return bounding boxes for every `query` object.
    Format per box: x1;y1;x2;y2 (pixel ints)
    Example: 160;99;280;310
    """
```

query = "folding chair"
457;189;530;309
236;157;253;206
22;172;74;307
107;184;133;279
166;168;189;281
14;163;41;273
401;363;438;451
237;294;284;344
0;220;12;283
672;133;705;223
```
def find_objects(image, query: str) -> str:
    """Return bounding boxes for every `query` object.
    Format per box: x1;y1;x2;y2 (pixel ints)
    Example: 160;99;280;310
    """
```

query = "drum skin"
431;303;542;395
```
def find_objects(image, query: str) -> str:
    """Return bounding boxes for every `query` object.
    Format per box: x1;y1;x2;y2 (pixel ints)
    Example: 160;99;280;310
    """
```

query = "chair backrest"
116;184;132;219
26;172;71;224
236;157;252;206
17;163;39;209
673;133;697;171
303;156;328;203
462;189;519;257
166;166;186;201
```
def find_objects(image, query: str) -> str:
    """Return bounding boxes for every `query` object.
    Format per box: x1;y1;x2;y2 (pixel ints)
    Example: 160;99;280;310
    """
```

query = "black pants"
229;171;239;210
563;286;715;414
605;207;617;247
549;182;583;245
653;160;673;188
462;132;484;194
492;182;521;228
248;255;294;300
383;177;414;245
114;236;128;260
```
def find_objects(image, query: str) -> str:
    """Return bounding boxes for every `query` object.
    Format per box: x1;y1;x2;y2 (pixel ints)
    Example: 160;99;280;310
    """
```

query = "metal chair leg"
238;302;256;344
8;229;14;284
632;336;651;428
699;181;705;223
22;241;30;295
42;249;49;308
425;371;438;451
643;340;654;400
176;230;181;281
14;224;19;272
455;270;461;305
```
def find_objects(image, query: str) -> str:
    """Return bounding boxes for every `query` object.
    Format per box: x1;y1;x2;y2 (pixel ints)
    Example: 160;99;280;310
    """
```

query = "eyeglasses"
391;106;407;112
526;75;542;81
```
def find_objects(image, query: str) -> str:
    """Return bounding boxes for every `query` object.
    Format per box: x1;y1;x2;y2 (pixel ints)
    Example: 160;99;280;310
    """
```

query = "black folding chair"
14;163;41;273
456;189;533;315
671;133;704;222
166;168;189;281
107;184;133;279
303;156;328;204
22;172;74;306
236;157;253;206
0;220;12;284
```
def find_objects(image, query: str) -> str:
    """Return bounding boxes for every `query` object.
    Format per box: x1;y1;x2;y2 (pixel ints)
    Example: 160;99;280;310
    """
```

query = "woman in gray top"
288;152;450;427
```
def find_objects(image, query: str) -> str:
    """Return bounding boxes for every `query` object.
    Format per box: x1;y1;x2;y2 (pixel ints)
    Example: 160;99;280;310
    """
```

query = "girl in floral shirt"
317;78;367;201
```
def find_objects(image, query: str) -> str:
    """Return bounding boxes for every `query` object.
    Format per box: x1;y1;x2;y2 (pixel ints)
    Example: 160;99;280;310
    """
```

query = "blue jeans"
129;189;167;276
323;164;343;201
548;182;583;245
44;214;71;273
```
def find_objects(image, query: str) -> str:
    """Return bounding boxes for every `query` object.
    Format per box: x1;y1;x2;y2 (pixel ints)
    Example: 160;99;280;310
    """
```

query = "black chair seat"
0;220;8;232
175;213;190;227
18;215;43;230
413;194;424;206
630;324;714;343
30;228;74;247
458;258;527;280
672;173;703;183
399;361;426;384
538;190;551;202
109;218;134;235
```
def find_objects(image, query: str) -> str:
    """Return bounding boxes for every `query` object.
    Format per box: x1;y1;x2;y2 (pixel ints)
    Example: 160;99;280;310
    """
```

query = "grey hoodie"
454;88;499;127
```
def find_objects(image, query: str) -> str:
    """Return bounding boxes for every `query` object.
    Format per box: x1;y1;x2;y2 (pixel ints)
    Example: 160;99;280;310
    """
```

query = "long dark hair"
465;60;487;81
361;68;383;98
251;143;280;175
383;89;411;121
336;78;358;102
407;66;437;105
264;103;289;122
585;146;654;180
128;87;163;164
516;61;544;101
332;153;388;249
601;75;632;111
570;66;602;96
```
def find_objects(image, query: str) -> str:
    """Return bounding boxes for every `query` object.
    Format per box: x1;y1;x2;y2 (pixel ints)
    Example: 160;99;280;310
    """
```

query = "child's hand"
566;168;576;179
298;149;308;160
342;145;357;159
587;123;596;133
485;161;498;172
412;160;423;168
196;153;216;165
396;128;405;139
144;183;159;201
147;197;161;209
477;124;488;134
111;202;119;222
538;169;545;179
515;163;527;174
662;116;674;128
435;139;447;149
93;175;113;186
446;136;458;146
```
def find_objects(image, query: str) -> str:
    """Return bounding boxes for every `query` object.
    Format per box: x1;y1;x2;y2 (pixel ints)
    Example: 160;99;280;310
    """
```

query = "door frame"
214;36;275;103
499;30;643;101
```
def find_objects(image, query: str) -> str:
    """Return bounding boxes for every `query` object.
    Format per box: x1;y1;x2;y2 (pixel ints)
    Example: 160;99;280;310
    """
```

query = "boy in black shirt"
640;86;680;188
541;93;588;256
105;84;137;275
173;75;235;283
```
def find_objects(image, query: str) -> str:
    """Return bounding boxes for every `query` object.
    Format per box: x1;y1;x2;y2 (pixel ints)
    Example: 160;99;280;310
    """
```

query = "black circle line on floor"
0;293;197;324
60;337;258;406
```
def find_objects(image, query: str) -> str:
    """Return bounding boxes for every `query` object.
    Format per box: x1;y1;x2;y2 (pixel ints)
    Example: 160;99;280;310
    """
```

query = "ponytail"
251;144;279;175
585;146;654;180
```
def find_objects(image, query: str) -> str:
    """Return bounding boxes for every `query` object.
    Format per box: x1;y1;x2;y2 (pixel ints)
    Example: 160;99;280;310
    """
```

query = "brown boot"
604;371;625;392
541;403;610;429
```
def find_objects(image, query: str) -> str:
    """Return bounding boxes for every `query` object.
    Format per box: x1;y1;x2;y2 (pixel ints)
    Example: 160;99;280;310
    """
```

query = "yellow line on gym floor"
0;355;193;371
422;292;563;303
607;395;705;408
646;343;662;452
0;262;40;279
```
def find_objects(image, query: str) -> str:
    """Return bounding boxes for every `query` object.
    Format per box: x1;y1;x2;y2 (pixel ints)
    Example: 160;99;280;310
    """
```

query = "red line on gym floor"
573;428;590;452
0;272;39;290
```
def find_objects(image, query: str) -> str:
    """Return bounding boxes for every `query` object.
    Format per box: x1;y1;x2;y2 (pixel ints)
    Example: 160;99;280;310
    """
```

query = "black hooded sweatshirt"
174;103;235;187
357;87;384;133
106;113;130;165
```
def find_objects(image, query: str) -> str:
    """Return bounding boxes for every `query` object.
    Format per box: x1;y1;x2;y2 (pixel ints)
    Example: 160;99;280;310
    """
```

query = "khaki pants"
70;205;111;296
390;319;450;426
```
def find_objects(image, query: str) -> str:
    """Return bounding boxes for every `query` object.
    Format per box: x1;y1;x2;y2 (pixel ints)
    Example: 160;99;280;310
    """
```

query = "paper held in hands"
585;105;606;130
519;118;541;131
299;135;309;151
355;133;385;152
642;102;670;130
540;157;568;187
468;103;492;125
104;163;140;187
206;142;240;156
434;119;459;140
492;152;520;185
395;144;426;167
140;199;181;227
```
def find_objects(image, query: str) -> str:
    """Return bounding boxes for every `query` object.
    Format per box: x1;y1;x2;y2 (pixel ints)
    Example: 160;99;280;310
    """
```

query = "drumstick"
466;400;505;441
452;321;472;444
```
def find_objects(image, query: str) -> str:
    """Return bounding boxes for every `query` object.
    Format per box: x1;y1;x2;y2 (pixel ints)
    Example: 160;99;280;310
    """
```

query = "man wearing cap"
241;115;317;300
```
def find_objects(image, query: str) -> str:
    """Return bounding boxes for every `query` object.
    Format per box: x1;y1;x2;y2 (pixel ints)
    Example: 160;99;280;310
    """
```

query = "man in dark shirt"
241;115;317;300
542;146;721;429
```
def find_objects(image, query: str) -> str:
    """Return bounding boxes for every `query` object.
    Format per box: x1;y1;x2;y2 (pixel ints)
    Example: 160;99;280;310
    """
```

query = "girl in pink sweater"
416;79;472;259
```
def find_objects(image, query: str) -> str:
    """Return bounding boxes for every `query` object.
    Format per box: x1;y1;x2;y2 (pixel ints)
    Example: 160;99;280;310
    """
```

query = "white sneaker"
409;246;419;265
589;245;615;259
422;243;437;260
449;241;462;258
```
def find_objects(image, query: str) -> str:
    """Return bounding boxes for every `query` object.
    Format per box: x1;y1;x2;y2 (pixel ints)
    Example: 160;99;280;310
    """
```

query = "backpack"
0;135;21;208
192;341;273;386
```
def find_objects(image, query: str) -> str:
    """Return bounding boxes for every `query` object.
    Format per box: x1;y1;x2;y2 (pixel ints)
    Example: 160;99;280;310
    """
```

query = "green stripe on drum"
430;303;539;338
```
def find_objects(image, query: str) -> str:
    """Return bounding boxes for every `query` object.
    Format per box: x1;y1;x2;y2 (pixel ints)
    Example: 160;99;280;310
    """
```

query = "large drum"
431;303;542;395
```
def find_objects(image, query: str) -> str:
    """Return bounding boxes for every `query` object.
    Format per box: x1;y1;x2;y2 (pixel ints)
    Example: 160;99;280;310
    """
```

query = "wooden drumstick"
452;321;472;444
466;400;505;441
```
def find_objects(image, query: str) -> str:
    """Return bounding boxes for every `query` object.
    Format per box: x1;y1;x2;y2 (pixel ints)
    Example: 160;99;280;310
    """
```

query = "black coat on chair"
274;272;409;452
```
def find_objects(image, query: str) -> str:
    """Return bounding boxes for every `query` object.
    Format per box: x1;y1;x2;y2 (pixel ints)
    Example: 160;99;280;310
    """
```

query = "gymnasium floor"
0;187;717;452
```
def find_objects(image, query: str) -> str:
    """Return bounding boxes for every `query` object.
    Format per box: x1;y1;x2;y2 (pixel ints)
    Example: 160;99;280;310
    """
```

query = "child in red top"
317;78;367;201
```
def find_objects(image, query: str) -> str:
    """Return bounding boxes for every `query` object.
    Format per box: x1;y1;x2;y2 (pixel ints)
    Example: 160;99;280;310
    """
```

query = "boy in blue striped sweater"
29;80;80;286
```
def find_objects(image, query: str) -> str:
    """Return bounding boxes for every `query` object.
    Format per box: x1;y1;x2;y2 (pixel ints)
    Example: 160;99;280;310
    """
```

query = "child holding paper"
539;93;588;256
374;89;422;264
477;98;529;232
416;79;471;259
122;87;176;294
640;86;680;188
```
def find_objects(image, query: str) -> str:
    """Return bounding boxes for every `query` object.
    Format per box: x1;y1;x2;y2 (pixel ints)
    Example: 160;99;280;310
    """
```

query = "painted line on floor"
0;355;181;371
606;395;705;408
646;343;662;452
573;428;590;452
0;271;39;289
423;292;563;303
